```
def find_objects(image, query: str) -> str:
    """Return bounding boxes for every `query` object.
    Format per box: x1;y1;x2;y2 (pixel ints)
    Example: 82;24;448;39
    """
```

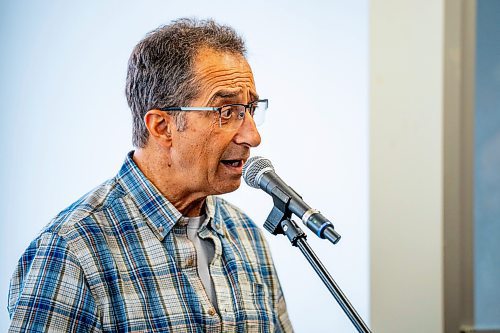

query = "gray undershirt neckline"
180;215;218;312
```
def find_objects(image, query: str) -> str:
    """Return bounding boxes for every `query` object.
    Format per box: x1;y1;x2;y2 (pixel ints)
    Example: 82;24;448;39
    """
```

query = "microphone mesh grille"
243;156;274;188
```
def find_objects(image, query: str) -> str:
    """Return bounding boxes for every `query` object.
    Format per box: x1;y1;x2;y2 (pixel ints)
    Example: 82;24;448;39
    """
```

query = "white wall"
0;1;369;332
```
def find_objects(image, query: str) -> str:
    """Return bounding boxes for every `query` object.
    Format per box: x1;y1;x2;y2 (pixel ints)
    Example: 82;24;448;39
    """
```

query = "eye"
220;106;234;120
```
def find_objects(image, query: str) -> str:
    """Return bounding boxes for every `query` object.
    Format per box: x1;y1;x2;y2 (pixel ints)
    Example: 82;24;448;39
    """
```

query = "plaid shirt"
8;152;293;333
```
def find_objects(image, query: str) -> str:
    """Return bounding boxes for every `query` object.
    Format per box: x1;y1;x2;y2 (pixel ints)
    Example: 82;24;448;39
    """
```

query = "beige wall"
370;1;475;332
370;1;445;332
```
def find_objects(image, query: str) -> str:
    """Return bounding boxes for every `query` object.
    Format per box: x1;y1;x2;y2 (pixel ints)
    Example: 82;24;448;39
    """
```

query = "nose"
233;111;261;147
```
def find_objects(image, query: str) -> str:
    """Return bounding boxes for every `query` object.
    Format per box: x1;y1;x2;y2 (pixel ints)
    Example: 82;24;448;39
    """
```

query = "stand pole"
280;218;372;333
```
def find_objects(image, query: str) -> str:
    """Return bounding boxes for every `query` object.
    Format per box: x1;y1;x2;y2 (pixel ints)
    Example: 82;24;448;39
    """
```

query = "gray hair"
125;18;247;148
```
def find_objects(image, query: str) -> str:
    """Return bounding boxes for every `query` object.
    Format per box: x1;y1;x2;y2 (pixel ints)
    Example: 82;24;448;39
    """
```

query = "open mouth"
221;160;243;168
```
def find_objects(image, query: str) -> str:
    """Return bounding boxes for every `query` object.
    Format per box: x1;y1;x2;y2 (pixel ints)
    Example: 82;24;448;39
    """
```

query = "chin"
213;179;242;195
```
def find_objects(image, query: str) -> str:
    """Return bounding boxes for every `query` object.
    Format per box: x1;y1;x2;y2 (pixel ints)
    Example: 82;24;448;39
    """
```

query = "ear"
143;109;173;147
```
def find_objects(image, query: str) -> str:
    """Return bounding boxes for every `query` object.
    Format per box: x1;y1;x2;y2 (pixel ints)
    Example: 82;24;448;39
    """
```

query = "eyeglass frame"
158;99;268;128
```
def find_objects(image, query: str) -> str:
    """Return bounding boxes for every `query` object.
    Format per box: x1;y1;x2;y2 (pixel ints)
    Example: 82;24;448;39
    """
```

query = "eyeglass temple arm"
159;107;219;112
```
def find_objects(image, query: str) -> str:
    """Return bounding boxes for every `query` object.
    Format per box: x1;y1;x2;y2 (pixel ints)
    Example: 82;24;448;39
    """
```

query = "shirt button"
208;308;216;316
158;226;164;233
186;258;194;267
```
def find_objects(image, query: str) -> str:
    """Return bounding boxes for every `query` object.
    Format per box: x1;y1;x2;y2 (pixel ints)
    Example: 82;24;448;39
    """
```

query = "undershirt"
179;215;218;312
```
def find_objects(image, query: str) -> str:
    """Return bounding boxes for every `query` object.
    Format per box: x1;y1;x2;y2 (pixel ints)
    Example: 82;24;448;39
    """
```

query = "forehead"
192;48;257;102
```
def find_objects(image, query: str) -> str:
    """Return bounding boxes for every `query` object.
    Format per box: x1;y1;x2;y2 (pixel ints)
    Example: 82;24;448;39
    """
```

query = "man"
8;18;293;332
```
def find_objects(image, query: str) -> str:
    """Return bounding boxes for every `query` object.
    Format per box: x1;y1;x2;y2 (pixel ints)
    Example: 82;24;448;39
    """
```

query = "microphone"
243;156;341;244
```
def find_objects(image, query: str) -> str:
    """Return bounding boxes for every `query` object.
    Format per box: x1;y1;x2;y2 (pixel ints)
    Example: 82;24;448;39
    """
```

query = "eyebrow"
207;89;259;105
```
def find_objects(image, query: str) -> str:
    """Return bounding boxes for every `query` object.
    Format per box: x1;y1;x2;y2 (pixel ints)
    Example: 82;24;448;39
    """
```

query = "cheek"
175;123;235;174
184;134;219;170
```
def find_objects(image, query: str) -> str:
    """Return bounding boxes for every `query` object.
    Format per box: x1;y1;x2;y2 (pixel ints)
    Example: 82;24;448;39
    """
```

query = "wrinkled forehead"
192;48;258;104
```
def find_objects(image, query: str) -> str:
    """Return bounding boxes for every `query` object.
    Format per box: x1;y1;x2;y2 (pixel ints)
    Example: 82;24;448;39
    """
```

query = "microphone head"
243;156;274;188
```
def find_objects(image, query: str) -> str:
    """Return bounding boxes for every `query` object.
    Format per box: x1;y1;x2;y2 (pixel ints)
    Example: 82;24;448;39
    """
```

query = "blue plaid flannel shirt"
8;152;293;332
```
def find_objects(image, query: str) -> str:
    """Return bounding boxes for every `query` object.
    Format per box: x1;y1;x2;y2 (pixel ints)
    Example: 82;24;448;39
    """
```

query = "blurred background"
1;0;499;332
0;1;368;332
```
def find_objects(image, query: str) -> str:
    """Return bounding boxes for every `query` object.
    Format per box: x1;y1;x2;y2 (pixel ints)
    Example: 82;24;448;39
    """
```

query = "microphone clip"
264;190;308;247
264;185;294;233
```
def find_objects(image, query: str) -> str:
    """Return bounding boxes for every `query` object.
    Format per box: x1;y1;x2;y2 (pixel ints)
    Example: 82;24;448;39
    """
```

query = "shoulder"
42;177;127;238
24;177;134;269
14;176;128;262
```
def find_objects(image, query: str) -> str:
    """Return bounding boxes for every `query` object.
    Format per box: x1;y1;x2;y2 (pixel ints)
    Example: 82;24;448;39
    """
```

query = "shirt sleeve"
8;232;102;333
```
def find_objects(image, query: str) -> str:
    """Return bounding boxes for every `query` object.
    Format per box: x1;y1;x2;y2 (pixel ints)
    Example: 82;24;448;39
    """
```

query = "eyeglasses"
159;99;268;130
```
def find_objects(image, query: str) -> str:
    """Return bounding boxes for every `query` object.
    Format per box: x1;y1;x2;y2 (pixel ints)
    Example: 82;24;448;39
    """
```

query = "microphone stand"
264;204;372;333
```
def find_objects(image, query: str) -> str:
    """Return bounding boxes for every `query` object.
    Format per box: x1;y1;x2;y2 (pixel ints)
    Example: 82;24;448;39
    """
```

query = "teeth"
222;160;240;167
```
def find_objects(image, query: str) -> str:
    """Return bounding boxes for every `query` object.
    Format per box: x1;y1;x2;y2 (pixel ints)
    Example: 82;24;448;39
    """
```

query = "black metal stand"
264;203;372;333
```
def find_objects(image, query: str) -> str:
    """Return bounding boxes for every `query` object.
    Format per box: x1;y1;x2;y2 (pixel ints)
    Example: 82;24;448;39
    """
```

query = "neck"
133;148;206;217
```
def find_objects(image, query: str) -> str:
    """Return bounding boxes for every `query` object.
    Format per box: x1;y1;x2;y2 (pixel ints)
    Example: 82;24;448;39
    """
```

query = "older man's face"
169;48;261;197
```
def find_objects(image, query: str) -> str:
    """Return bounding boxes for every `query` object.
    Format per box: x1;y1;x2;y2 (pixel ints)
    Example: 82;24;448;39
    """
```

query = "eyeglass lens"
218;101;267;129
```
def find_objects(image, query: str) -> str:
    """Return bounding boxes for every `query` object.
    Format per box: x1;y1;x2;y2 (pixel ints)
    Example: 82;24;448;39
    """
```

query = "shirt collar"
116;151;224;240
116;151;182;241
205;196;225;237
